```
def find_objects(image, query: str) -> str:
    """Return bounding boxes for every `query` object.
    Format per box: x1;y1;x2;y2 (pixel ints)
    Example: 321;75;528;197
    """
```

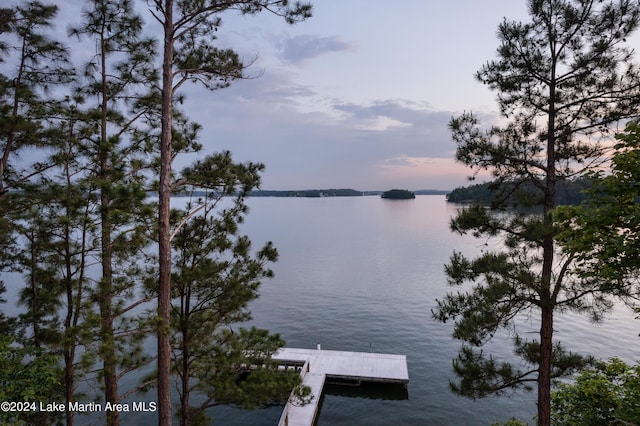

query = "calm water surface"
6;195;636;425
206;195;638;425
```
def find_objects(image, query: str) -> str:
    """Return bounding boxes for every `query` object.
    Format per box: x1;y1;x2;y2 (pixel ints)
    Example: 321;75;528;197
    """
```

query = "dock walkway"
274;347;409;426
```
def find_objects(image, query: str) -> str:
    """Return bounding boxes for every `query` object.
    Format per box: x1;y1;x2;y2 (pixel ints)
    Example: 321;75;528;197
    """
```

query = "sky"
173;1;531;191
21;1;541;190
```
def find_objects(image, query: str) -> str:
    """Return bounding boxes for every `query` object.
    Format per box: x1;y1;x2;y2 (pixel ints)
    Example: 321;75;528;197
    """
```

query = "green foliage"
2;3;157;425
551;358;640;425
446;182;496;204
70;3;158;415
194;328;302;409
381;189;415;199
0;1;73;196
556;120;640;286
154;0;312;95
446;178;592;206
0;335;63;425
1;1;312;425
0;283;14;335
169;152;308;425
435;2;640;424
153;3;312;421
0;1;73;270
446;339;591;399
492;419;530;426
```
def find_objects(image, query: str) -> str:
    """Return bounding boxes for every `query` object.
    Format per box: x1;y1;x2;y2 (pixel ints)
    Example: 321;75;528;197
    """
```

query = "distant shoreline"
171;189;451;198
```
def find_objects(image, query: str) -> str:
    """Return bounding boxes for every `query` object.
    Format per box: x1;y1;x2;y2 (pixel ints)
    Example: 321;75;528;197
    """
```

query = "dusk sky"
21;1;613;191
176;1;530;191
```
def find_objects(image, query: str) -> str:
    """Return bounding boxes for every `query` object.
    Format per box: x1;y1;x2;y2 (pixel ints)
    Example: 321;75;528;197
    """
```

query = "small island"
381;189;416;199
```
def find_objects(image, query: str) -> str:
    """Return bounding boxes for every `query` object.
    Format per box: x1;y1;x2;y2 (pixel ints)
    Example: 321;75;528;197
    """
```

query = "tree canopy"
556;120;640;285
446;178;592;205
0;2;313;425
151;2;311;421
551;358;640;425
433;1;640;425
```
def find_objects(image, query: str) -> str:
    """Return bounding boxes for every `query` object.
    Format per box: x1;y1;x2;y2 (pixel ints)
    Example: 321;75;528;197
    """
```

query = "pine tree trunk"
64;220;75;426
64;350;75;426
538;61;557;426
64;283;75;426
99;28;119;425
29;239;40;348
101;242;118;426
538;305;553;426
158;1;174;424
63;119;76;426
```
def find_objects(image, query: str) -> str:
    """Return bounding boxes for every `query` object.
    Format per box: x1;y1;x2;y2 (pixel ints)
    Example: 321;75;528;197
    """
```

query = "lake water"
4;195;637;425
204;195;638;425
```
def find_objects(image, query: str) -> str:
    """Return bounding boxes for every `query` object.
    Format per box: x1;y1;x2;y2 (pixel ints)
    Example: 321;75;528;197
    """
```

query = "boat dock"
274;347;409;426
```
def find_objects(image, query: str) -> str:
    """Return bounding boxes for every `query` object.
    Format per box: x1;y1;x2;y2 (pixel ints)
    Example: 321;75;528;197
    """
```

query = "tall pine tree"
169;151;305;426
433;1;640;425
0;1;72;271
70;1;158;424
147;2;312;422
0;4;75;424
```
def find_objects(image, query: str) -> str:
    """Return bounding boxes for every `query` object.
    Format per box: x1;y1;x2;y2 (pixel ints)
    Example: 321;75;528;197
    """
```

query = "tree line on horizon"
445;177;592;206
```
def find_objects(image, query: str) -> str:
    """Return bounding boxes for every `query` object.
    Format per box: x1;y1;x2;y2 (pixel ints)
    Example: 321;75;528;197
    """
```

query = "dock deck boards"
274;348;409;426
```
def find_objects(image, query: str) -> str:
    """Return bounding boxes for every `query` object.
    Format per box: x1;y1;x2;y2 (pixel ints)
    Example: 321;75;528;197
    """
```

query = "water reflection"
323;381;409;401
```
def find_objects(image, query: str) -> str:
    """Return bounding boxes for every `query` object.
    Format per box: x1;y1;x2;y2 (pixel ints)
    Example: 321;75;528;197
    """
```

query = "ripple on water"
185;197;638;424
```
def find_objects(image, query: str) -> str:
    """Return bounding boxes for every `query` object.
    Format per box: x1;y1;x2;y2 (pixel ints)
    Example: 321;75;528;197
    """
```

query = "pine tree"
168;151;303;426
0;4;77;424
0;0;72;269
0;1;72;194
433;1;640;425
147;2;312;422
69;2;158;424
23;108;97;426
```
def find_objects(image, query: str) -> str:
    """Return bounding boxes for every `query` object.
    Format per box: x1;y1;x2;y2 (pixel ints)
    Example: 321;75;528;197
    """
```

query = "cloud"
329;100;456;156
374;155;489;189
278;35;354;64
354;116;412;131
175;71;470;190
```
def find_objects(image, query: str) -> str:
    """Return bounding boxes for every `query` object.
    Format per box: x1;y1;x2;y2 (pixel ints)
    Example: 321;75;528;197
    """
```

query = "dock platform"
274;347;409;426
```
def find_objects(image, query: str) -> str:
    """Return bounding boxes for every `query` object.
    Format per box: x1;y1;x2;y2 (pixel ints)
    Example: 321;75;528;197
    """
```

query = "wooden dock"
274;347;409;426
